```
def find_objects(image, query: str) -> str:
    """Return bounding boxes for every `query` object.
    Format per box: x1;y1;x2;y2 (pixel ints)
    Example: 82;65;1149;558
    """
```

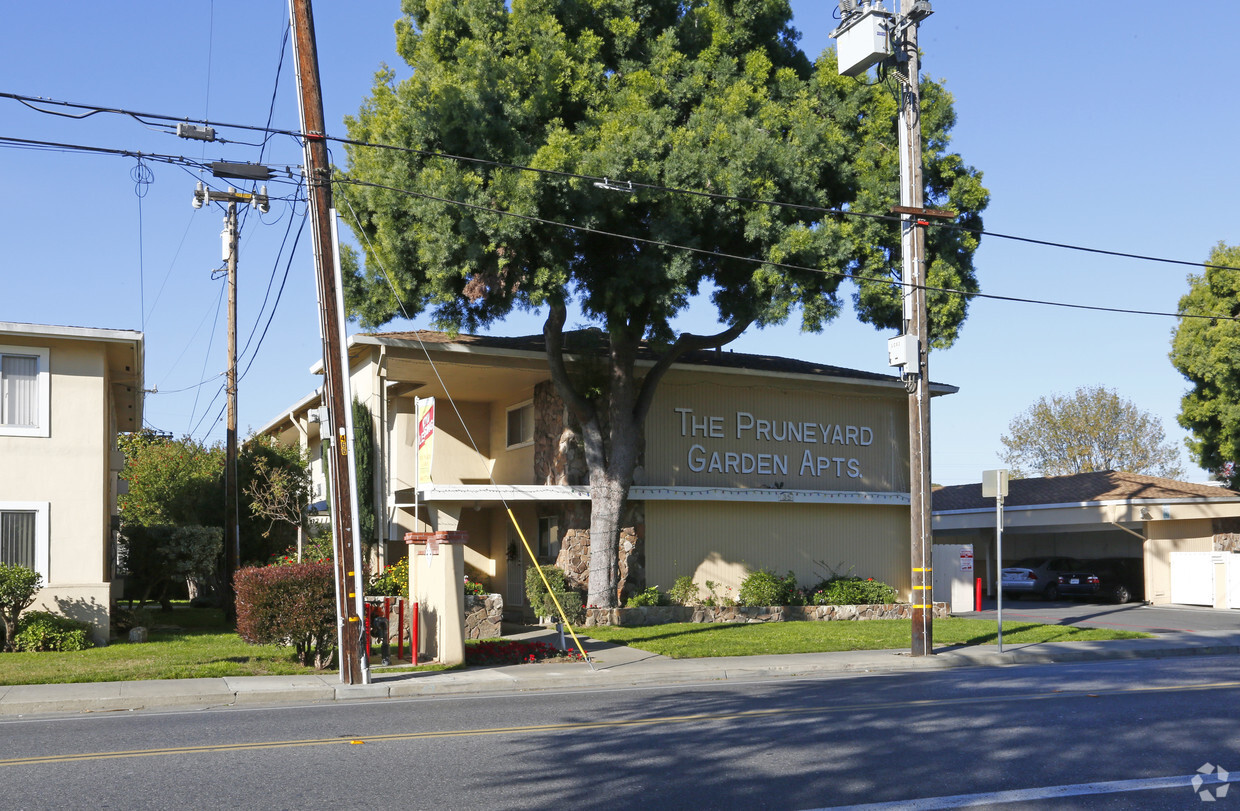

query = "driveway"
959;599;1240;634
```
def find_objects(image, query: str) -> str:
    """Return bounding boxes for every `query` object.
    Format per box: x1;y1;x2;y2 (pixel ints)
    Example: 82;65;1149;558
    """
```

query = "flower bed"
583;602;948;627
465;639;583;666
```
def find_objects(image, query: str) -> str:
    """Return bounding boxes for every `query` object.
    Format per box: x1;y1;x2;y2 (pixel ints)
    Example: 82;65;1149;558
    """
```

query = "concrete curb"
3;632;1239;716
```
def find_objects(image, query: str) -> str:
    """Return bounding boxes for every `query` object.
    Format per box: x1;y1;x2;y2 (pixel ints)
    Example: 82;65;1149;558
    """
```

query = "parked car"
1001;557;1093;601
1083;557;1145;604
1053;569;1101;599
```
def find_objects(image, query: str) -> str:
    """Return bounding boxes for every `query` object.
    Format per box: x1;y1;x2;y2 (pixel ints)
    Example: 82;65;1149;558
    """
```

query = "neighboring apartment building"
260;330;954;614
0;322;143;644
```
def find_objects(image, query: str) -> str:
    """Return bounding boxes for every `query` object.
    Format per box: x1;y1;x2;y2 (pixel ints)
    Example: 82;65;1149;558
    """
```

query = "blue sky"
1;1;1235;486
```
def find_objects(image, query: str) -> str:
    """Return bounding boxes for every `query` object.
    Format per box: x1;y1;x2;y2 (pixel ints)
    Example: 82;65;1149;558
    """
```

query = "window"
506;400;534;449
0;346;50;437
537;515;560;560
0;503;49;580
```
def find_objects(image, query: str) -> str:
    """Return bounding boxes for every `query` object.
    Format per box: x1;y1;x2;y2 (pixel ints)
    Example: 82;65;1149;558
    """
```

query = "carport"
932;471;1240;608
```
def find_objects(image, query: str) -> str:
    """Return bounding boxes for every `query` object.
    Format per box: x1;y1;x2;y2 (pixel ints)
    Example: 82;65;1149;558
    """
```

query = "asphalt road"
965;600;1240;634
2;656;1237;810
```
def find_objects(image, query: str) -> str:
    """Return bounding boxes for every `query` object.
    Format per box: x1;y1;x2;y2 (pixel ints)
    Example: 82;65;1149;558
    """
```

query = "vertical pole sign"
982;468;1008;652
413;396;434;539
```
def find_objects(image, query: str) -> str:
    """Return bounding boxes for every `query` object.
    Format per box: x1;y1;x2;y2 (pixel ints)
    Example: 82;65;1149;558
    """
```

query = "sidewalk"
3;628;1240;717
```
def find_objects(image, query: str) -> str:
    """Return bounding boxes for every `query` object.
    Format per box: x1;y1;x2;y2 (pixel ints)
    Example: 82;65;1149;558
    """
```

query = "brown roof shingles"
933;471;1240;512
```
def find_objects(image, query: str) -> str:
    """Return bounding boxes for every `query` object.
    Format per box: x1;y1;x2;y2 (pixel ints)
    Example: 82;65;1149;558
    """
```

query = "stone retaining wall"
583;602;949;627
464;594;503;639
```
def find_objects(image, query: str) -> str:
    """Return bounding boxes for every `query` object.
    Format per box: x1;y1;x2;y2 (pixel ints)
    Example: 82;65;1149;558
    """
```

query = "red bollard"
975;577;983;612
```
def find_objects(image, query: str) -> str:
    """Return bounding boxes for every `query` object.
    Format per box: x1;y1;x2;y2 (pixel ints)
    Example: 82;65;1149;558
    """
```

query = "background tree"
119;431;313;604
999;385;1184;479
117;431;222;529
1170;242;1240;487
352;397;377;553
338;0;987;606
242;435;313;561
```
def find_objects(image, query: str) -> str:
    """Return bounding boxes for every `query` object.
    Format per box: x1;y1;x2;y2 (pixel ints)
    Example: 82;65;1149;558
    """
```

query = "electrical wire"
4;91;1239;274
333;174;1240;324
0;124;1228;323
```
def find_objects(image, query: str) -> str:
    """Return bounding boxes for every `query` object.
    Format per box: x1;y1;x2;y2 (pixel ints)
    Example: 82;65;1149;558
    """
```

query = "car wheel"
1111;585;1131;604
1043;583;1059;601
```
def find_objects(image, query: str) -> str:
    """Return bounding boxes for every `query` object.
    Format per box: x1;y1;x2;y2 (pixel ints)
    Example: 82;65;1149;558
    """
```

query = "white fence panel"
1169;552;1214;606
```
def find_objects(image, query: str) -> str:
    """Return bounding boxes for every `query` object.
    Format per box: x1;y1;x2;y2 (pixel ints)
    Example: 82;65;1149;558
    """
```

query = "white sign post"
982;469;1009;653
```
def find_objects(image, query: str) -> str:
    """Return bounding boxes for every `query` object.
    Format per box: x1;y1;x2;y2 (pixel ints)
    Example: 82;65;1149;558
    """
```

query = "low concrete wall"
584;602;949;627
464;594;503;639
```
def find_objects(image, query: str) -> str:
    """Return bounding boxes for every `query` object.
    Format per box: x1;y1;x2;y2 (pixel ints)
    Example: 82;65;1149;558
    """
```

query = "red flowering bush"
465;639;583;666
235;562;336;669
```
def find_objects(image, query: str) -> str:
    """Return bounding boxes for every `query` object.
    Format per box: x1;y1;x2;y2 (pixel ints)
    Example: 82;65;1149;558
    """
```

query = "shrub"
738;569;799;606
235;562;337;669
810;576;899;606
0;563;42;651
625;586;665;608
368;556;409;598
667;576;699;606
10;611;92;652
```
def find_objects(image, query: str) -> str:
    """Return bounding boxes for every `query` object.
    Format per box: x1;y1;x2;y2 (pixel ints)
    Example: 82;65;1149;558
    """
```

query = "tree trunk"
543;304;751;608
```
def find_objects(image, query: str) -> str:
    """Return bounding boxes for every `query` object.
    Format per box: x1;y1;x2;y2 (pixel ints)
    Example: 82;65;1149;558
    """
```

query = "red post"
975;577;983;612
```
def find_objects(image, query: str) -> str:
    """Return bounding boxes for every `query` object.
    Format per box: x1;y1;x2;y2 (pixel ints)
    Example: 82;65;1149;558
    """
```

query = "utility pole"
832;0;939;656
288;0;369;685
192;182;268;623
895;0;935;657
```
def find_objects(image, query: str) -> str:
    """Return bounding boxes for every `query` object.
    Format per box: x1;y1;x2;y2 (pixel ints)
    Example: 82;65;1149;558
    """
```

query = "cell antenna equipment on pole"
832;0;939;656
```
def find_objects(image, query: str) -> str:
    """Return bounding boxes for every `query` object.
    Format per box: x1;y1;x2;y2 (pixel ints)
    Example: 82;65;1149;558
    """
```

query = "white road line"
809;772;1236;809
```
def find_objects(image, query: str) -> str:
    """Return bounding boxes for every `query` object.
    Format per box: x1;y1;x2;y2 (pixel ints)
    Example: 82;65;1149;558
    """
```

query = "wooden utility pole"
288;0;368;685
895;0;934;656
193;182;268;621
224;200;240;623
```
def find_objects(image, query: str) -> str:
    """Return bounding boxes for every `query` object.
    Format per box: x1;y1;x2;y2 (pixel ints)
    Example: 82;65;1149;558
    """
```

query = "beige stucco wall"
645;371;908;493
0;337;117;644
1145;519;1213;605
646;500;911;599
0;340;108;582
489;388;537;486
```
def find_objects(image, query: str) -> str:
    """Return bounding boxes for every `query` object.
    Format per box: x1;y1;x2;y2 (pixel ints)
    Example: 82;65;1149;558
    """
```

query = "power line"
333;174;1240;324
4;91;1238;274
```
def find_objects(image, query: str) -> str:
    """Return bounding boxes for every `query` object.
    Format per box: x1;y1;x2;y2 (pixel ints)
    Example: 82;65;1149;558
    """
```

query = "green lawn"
583;618;1150;658
0;608;1152;684
0;605;444;686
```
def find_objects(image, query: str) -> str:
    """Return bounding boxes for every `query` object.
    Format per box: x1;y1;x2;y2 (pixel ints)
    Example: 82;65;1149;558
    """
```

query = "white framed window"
0;502;49;581
0;345;50;438
505;400;534;449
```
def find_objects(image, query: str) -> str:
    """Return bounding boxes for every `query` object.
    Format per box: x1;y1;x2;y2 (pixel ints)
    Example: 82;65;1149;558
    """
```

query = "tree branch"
634;319;753;423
